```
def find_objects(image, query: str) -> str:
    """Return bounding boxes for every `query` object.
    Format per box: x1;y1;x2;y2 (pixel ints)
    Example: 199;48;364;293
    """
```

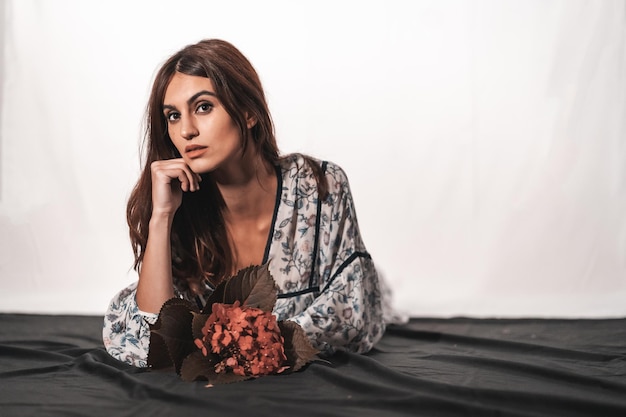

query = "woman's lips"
185;145;208;159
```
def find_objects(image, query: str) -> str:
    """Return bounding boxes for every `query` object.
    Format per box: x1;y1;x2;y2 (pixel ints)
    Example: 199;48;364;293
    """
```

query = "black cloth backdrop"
1;314;625;416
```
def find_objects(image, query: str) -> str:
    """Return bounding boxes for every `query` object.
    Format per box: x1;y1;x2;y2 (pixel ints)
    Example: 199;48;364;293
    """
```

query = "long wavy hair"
127;39;326;292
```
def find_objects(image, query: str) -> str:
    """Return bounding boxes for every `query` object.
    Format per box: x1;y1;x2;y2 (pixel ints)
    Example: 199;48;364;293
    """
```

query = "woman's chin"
186;159;215;175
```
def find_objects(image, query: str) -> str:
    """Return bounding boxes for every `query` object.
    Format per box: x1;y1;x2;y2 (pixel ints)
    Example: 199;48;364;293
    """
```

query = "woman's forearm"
136;213;176;313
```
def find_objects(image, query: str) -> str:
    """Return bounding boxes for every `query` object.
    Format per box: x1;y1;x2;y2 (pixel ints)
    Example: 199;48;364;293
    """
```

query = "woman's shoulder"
278;152;319;170
279;153;349;184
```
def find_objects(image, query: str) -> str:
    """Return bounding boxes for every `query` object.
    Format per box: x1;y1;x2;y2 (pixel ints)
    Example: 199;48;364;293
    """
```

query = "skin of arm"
135;212;176;313
135;159;200;313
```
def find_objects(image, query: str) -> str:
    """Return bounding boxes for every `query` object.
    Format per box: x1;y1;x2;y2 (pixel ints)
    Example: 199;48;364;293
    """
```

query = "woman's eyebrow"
163;90;217;111
187;90;216;104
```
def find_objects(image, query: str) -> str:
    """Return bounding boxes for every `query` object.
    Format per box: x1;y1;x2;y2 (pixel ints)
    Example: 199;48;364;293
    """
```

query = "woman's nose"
181;117;199;140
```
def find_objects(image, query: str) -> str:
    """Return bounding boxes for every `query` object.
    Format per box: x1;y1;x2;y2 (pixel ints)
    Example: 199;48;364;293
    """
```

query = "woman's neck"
215;152;278;273
214;154;277;222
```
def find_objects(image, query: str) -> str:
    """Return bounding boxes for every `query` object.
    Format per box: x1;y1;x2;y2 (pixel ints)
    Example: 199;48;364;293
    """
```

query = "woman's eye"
197;102;213;113
166;112;180;122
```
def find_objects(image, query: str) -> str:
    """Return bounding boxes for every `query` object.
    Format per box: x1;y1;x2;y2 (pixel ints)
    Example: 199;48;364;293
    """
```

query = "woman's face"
162;72;244;175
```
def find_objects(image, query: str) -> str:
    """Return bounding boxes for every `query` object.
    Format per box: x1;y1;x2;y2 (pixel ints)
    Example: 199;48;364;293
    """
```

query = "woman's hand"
150;158;202;216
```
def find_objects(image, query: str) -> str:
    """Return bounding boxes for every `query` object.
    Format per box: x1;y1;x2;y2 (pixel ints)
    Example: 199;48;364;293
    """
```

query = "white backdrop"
1;0;625;317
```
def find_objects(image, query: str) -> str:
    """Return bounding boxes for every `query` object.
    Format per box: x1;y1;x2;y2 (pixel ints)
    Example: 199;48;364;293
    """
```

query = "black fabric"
1;314;625;417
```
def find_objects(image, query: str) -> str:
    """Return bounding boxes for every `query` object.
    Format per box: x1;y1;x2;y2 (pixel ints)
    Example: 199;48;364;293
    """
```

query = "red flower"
149;265;319;384
194;301;287;377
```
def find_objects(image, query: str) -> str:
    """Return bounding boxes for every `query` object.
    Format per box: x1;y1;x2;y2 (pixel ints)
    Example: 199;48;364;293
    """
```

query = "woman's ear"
246;113;257;129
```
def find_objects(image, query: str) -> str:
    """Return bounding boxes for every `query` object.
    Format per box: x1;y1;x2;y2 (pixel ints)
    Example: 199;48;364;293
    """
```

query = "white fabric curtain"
1;0;625;317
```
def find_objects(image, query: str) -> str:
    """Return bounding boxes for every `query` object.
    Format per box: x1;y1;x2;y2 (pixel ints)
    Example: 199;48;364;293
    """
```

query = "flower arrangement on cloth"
147;264;319;385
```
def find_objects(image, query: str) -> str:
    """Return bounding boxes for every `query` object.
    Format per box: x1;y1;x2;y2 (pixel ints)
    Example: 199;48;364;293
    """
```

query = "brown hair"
126;39;326;292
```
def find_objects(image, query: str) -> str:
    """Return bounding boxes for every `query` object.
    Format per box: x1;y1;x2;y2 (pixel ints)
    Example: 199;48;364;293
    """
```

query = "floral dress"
103;153;385;367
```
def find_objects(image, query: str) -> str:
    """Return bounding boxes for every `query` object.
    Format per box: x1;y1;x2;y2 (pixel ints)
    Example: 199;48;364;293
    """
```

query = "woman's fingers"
176;169;192;192
152;159;200;191
150;159;201;214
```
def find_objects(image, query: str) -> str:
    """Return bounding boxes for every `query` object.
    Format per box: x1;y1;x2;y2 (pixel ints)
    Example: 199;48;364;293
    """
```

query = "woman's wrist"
149;210;175;229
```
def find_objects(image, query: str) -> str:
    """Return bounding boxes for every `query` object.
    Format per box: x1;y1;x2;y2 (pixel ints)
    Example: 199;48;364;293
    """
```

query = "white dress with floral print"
103;154;385;367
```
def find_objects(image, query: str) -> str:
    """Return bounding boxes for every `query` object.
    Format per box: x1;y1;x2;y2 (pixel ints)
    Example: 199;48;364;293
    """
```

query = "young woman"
103;39;385;367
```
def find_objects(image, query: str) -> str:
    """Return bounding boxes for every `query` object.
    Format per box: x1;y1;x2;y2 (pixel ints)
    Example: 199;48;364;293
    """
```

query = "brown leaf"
180;351;218;382
202;281;226;314
191;312;210;340
146;331;172;369
278;320;319;372
203;264;277;313
180;352;251;385
148;298;198;374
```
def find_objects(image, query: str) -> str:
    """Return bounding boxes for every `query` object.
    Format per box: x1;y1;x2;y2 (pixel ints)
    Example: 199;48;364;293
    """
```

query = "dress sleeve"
289;162;385;355
102;281;156;368
289;254;385;355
